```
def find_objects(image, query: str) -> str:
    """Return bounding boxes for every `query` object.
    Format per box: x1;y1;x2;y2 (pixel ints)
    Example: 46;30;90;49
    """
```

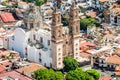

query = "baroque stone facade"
51;3;80;70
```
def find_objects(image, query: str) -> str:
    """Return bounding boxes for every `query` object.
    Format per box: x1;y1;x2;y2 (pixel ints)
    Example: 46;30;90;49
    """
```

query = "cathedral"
9;3;80;70
51;3;80;69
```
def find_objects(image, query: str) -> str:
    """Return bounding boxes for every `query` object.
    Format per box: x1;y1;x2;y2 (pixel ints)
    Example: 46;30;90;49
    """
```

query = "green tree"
80;17;101;30
22;0;44;6
33;69;64;80
63;57;79;72
66;68;94;80
86;69;100;80
36;0;44;6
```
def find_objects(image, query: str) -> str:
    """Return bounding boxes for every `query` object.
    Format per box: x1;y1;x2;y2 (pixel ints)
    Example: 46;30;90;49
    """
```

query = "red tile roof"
99;76;111;80
106;55;120;65
0;70;32;80
80;41;96;51
0;65;6;73
1;61;12;67
0;12;15;23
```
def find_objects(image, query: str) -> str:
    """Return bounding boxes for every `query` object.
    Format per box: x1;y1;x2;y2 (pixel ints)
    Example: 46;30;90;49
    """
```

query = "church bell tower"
51;6;64;70
69;2;80;60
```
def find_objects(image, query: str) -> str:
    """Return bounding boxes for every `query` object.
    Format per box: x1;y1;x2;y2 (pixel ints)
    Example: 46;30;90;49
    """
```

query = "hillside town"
0;0;120;80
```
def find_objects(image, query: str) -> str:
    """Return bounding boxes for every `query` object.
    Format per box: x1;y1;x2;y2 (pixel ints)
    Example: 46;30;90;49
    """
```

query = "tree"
22;0;44;6
63;57;79;72
36;0;44;6
86;69;100;80
33;69;64;80
80;17;101;31
66;68;95;80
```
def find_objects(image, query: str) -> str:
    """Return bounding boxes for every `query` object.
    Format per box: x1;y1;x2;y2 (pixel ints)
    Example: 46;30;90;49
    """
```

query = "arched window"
58;30;61;37
48;40;50;46
25;47;28;56
33;35;36;40
30;23;33;29
40;37;43;43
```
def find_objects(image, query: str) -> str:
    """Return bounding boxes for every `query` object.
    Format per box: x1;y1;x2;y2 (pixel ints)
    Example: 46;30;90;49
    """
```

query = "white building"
18;1;29;10
110;2;120;26
9;3;81;70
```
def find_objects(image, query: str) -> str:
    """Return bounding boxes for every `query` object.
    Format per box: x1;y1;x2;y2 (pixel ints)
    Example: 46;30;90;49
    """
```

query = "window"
12;36;14;40
76;26;79;32
37;22;39;27
33;35;36;40
58;53;61;55
48;40;50;46
28;38;30;42
5;39;7;41
58;57;61;61
40;37;43;43
76;43;78;46
76;48;78;50
30;23;33;29
25;47;28;56
58;48;61;51
58;30;61;37
76;57;78;59
39;53;41;56
58;62;61;65
39;59;42;62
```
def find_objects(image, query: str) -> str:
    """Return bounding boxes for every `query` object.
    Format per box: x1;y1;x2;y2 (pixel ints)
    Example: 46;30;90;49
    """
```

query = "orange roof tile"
99;0;109;2
99;76;111;80
106;55;120;64
0;27;5;33
44;2;51;6
115;66;120;76
111;8;120;14
19;1;27;5
0;12;15;23
115;48;120;54
1;61;12;66
0;65;6;73
80;52;91;58
17;63;45;74
104;34;116;39
44;9;53;14
87;11;97;18
0;71;32;80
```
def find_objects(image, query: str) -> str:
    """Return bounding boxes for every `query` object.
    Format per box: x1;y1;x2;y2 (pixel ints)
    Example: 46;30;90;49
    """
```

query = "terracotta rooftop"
115;66;120;76
115;48;120;54
106;55;120;65
99;76;111;80
18;1;27;5
80;51;91;58
87;11;97;18
1;61;12;67
44;2;51;6
44;9;53;15
0;70;32;80
0;27;5;33
80;41;96;51
17;63;45;74
0;12;15;23
0;65;6;73
99;0;109;2
104;33;116;39
111;8;120;14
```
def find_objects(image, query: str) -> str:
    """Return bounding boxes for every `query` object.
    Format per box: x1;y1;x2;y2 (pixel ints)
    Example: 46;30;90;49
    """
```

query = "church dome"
24;4;40;20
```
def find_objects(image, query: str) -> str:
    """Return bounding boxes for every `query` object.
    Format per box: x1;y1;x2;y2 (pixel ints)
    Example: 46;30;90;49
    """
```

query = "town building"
0;70;33;80
110;2;120;26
